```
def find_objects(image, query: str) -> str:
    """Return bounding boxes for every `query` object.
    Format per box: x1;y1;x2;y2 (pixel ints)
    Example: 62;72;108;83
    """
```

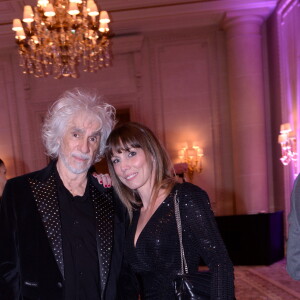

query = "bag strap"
174;188;189;275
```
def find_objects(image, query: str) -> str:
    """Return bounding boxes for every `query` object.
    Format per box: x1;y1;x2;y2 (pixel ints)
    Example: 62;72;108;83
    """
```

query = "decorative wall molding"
0;53;25;177
148;28;229;212
112;34;144;55
277;0;299;24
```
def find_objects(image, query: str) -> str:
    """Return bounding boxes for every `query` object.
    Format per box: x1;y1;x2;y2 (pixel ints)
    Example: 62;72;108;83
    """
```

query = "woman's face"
111;147;154;195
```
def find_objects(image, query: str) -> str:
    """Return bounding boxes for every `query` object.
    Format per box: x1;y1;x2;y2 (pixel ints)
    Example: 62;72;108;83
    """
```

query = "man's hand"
93;173;112;188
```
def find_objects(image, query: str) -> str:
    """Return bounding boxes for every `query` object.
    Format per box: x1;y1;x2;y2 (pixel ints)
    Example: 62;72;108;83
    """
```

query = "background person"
0;88;127;300
287;174;300;280
0;159;7;199
104;122;235;300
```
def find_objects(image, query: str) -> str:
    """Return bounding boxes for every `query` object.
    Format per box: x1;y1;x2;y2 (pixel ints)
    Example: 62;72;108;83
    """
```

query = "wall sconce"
178;146;204;182
278;123;297;172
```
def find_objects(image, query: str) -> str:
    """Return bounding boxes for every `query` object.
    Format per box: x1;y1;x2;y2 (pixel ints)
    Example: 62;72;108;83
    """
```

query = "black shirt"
55;170;101;300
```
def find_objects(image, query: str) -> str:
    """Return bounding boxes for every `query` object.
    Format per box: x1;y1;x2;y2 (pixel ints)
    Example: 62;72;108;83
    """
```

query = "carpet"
235;259;300;300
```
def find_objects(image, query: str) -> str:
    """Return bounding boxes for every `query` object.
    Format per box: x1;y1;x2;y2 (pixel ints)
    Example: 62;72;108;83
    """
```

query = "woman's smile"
125;172;138;180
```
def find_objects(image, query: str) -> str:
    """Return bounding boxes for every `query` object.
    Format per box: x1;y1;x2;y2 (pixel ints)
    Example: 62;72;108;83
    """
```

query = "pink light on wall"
278;122;298;176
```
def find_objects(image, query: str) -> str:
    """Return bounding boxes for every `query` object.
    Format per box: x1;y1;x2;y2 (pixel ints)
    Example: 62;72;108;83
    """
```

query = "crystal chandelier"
12;0;112;79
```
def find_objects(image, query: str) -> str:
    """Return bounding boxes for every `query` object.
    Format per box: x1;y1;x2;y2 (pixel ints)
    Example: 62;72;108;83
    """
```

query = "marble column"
223;12;269;214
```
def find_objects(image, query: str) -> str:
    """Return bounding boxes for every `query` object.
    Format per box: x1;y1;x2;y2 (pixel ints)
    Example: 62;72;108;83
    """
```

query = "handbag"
173;189;212;300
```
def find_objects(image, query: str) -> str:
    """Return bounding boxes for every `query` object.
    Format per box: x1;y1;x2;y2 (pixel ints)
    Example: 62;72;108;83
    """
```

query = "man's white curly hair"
42;88;116;163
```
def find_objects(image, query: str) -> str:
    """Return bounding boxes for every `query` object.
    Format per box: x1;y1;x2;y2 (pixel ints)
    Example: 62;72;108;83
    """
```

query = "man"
0;89;127;300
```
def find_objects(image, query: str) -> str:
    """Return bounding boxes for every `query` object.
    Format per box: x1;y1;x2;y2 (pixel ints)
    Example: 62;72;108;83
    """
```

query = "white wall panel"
147;28;233;214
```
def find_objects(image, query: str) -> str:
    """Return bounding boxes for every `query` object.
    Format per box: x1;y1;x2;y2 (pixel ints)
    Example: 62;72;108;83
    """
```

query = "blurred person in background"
0;159;7;199
287;174;300;280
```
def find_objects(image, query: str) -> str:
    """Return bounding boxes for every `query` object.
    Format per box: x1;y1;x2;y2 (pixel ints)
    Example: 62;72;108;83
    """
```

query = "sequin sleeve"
179;182;235;300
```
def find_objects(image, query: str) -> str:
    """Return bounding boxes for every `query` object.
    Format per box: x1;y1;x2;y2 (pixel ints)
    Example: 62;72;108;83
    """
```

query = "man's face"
0;163;7;197
58;111;102;175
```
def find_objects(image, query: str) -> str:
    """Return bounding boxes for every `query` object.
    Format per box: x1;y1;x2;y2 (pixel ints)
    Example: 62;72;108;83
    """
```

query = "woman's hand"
93;173;112;188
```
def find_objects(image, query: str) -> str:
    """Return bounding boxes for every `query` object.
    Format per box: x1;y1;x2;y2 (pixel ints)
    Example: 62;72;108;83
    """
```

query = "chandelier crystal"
12;0;112;79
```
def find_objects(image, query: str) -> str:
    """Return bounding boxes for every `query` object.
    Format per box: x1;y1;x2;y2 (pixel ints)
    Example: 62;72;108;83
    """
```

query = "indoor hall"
0;0;300;299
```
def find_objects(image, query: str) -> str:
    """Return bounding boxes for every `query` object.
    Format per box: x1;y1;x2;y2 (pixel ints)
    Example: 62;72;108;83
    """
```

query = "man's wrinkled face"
58;112;101;175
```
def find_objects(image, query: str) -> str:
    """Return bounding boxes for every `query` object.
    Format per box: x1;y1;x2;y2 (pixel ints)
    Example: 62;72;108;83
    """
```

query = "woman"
105;122;235;299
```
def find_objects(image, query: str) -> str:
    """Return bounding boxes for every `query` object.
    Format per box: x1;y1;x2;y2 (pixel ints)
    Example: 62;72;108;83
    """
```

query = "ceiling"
0;0;278;48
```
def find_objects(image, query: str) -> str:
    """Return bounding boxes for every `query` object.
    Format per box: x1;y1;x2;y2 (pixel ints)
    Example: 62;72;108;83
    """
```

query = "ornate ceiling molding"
0;0;279;48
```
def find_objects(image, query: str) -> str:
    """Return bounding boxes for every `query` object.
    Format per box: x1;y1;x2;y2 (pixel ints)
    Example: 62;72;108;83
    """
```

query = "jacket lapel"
90;182;114;298
28;172;65;279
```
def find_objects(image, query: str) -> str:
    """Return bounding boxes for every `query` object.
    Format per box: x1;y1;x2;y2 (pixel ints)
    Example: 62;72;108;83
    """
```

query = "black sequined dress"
121;182;235;300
